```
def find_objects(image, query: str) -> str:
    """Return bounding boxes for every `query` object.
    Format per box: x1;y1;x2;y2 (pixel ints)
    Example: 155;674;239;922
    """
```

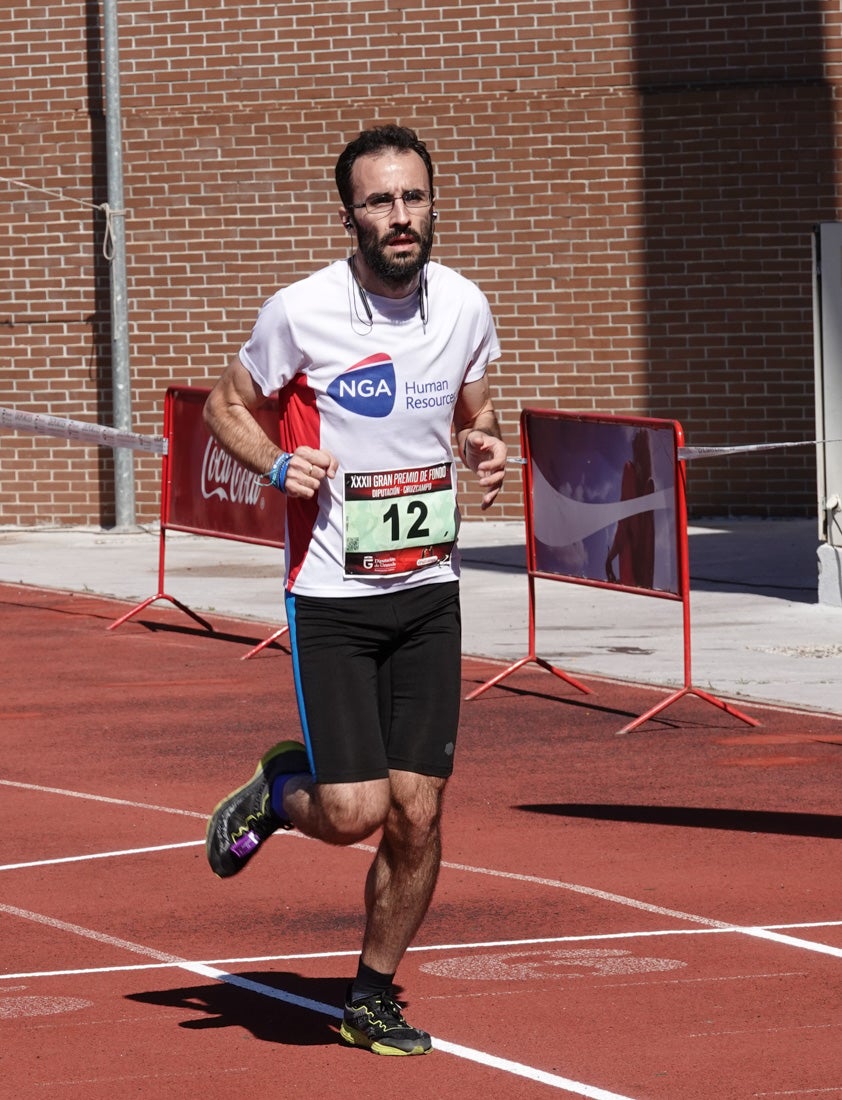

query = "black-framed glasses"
347;189;433;218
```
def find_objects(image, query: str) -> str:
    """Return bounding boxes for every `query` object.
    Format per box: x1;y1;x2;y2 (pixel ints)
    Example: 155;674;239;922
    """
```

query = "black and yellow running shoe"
205;740;309;878
340;987;433;1056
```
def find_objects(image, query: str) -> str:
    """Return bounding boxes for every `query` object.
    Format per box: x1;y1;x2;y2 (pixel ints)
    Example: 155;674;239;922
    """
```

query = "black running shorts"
284;581;461;783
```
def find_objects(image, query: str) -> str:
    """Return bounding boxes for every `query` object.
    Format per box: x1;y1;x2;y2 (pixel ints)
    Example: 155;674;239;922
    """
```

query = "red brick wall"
1;0;839;526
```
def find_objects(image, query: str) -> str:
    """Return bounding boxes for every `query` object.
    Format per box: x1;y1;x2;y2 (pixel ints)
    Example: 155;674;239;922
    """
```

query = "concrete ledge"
818;543;842;607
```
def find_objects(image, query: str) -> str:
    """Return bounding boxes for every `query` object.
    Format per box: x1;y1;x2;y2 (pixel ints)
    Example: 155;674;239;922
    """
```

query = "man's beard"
355;216;434;289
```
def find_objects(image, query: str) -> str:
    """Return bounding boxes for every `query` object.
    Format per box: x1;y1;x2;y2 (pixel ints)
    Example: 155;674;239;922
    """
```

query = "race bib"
343;462;458;577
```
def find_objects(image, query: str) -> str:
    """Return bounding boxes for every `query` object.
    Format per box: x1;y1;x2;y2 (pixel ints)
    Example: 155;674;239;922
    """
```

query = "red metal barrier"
108;386;289;657
467;408;759;735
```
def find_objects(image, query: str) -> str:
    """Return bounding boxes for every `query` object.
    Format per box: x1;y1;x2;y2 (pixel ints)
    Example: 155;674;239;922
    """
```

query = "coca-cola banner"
165;386;285;547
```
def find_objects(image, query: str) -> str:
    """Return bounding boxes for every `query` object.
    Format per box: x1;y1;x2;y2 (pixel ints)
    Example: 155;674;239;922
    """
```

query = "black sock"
350;960;395;1004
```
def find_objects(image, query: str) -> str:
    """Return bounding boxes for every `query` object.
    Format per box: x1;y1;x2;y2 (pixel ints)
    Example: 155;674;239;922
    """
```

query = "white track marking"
4;774;842;1095
0;840;204;872
755;1090;842;1097
0;902;635;1099
0;993;93;1019
0;778;206;819
440;857;733;928
738;926;842;959
1;962;207;980
7;919;842;981
769;921;842;931
424;1038;637;1100
435;863;842;960
3;774;842;961
0;903;190;964
420;947;687;981
0;929;724;981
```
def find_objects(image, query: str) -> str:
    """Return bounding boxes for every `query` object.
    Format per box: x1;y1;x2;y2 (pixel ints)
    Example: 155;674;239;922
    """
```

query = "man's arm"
453;375;507;510
203;357;336;498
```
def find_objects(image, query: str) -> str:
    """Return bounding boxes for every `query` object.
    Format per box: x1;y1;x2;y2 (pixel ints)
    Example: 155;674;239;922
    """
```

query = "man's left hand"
463;431;507;510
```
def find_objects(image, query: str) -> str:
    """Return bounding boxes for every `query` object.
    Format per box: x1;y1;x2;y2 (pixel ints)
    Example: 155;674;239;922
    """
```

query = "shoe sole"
339;1021;433;1056
205;740;308;878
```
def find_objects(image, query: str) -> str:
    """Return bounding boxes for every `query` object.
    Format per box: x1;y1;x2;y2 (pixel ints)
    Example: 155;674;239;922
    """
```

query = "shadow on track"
516;802;842;839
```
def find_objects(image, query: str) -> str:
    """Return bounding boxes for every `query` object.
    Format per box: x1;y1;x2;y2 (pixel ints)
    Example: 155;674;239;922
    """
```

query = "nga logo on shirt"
327;353;395;417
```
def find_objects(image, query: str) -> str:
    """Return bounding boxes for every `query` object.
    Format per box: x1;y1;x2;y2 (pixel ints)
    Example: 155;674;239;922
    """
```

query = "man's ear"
339;209;355;232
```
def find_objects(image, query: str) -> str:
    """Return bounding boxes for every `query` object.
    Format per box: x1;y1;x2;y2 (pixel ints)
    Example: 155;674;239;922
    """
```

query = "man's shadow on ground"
127;973;368;1048
126;972;411;1047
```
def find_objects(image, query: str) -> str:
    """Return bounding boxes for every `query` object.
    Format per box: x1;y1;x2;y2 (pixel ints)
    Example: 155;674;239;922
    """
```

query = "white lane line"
738;926;842;960
428;1037;635;1100
755;1090;842;1097
439;857;733;928
4;919;841;983
169;960;635;1098
0;901;636;1099
770;921;842;931
4;779;842;964
1;962;204;979
0;927;729;980
437;860;842;961
0;840;204;872
0;778;207;819
5;909;842;981
179;960;635;1099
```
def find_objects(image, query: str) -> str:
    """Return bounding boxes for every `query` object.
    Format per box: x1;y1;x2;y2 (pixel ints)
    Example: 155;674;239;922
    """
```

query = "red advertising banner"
108;386;288;655
165;386;285;546
468;408;758;736
525;411;680;597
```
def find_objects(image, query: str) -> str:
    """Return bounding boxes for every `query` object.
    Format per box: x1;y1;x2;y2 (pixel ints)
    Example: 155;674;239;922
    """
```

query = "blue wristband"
266;452;293;493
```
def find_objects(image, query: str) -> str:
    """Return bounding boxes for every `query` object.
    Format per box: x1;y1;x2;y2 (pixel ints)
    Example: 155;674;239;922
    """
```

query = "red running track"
2;583;842;1099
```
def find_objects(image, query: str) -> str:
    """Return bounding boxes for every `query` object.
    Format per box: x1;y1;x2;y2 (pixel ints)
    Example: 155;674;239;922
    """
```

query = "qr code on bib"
347;537;359;551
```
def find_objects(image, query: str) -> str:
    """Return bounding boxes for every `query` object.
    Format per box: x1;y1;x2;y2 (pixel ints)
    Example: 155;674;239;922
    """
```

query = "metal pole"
102;0;135;526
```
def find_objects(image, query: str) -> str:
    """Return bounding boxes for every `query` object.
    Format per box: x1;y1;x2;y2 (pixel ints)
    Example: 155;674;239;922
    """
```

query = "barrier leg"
466;654;592;701
108;593;214;633
106;522;214;633
466;576;592;701
241;625;290;660
616;685;759;736
615;487;761;734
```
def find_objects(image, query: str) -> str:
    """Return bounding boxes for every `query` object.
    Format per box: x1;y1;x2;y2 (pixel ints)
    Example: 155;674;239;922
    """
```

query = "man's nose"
389;197;412;222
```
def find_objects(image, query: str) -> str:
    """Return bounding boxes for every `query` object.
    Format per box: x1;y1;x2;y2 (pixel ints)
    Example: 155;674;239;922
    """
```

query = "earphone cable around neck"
347;255;429;328
347;254;374;325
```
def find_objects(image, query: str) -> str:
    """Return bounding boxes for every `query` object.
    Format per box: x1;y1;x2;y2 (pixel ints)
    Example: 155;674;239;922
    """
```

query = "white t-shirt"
240;258;501;596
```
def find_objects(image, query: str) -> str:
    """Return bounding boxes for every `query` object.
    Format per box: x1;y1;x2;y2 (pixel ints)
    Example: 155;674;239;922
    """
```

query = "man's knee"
386;773;447;848
314;779;391;844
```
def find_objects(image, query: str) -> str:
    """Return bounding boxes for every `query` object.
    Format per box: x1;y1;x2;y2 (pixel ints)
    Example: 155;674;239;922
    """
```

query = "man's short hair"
335;125;434;208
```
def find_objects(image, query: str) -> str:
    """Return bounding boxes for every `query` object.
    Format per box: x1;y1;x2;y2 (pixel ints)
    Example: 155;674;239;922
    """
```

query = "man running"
204;124;507;1056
